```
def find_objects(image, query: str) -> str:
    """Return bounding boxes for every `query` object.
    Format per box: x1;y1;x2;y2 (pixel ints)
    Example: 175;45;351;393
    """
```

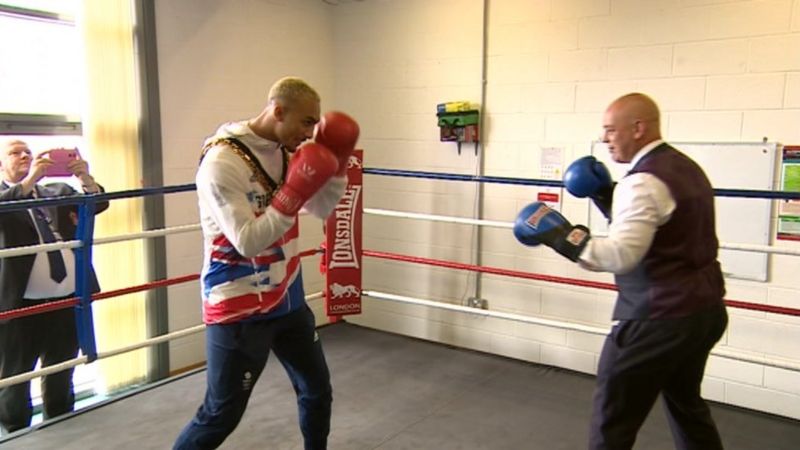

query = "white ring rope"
363;290;800;372
93;224;202;245
0;241;81;258
0;291;324;389
363;290;607;335
365;208;513;229
0;224;201;259
364;208;800;257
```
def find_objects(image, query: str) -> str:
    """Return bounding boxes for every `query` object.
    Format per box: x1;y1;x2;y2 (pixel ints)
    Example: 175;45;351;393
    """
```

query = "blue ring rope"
363;168;800;201
0;183;196;213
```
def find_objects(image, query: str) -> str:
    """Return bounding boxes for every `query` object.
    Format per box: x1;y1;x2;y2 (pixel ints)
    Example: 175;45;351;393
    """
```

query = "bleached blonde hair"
268;76;320;107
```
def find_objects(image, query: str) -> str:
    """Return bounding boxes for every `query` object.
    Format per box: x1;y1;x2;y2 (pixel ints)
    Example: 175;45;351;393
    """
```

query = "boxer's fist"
513;202;590;262
563;156;614;219
271;142;339;216
315;111;359;176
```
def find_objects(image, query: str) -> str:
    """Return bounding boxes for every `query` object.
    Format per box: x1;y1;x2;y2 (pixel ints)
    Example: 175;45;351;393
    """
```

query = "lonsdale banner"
324;150;363;316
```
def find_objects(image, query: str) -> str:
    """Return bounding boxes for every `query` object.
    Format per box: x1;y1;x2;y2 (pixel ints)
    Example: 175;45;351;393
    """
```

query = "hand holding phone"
41;148;82;178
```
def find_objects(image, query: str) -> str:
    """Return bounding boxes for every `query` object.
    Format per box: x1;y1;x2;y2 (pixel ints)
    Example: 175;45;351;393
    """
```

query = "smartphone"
43;148;81;177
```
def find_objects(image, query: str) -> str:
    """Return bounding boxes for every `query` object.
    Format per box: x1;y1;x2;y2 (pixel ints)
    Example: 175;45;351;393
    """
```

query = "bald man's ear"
632;119;648;140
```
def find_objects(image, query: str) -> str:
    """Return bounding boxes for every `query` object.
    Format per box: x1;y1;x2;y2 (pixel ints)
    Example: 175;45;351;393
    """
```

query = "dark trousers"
173;306;332;450
589;305;728;450
0;306;78;433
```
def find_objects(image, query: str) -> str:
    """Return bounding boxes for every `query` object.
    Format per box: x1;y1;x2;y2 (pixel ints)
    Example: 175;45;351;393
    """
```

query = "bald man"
578;94;727;449
514;93;727;448
0;139;107;433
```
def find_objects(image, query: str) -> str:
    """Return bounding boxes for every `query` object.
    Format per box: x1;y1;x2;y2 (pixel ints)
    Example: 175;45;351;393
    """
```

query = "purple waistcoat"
613;144;725;320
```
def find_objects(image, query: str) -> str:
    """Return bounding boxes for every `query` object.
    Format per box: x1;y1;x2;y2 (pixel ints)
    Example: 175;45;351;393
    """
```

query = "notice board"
589;141;777;281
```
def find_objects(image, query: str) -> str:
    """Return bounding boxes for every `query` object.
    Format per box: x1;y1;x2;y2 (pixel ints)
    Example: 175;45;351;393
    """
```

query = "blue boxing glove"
563;156;614;219
513;202;591;262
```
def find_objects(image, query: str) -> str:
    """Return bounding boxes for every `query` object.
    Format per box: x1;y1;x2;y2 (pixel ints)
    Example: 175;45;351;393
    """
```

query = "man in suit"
514;94;727;449
0;139;109;434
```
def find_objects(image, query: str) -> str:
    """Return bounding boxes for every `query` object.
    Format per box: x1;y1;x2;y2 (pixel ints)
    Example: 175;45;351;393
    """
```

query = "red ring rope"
0;275;200;322
0;298;79;321
363;249;800;317
0;247;324;321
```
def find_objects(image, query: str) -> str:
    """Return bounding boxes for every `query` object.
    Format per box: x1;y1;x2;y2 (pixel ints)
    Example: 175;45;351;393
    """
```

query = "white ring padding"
363;290;800;372
0;291;324;389
364;208;800;257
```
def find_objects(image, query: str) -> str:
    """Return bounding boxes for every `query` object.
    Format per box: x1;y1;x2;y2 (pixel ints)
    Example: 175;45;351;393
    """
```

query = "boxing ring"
2;158;800;449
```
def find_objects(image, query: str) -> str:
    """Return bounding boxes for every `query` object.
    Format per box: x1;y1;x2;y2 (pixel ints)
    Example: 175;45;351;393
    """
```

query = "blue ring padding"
363;168;800;200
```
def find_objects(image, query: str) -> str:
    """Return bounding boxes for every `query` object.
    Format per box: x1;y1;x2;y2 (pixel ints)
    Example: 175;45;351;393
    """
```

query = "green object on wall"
437;111;479;127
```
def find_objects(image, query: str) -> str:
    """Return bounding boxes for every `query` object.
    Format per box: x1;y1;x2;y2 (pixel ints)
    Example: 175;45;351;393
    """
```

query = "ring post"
75;198;98;362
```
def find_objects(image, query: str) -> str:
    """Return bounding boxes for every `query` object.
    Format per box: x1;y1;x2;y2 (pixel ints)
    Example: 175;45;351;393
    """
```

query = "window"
0;2;83;115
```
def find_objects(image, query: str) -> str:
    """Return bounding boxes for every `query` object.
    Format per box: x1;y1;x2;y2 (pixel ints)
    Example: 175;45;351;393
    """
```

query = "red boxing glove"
271;142;339;216
314;111;360;176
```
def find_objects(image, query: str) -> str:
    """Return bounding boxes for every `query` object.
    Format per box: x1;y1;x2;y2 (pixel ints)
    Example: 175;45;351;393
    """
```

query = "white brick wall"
750;34;800;72
634;77;707;111
155;0;800;420
726;381;800;419
742;110;800;142
332;0;800;421
548;49;608;81
607;45;673;80
705;73;786;110
787;73;800;107
673;40;749;76
640;0;793;44
575;81;639;112
666;111;743;141
795;0;800;29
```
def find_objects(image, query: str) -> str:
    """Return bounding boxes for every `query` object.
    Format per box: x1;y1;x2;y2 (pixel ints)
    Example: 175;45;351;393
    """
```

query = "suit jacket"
0;181;110;312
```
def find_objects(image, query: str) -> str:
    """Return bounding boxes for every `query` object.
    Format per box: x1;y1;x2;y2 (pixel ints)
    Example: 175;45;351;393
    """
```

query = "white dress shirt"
24;187;76;299
578;140;676;274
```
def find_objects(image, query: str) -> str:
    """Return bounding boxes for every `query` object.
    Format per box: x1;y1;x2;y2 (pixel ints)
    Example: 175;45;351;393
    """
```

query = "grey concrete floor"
2;322;799;449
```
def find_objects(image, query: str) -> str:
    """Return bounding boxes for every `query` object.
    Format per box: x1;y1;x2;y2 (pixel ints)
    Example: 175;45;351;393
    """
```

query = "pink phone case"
44;148;81;177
